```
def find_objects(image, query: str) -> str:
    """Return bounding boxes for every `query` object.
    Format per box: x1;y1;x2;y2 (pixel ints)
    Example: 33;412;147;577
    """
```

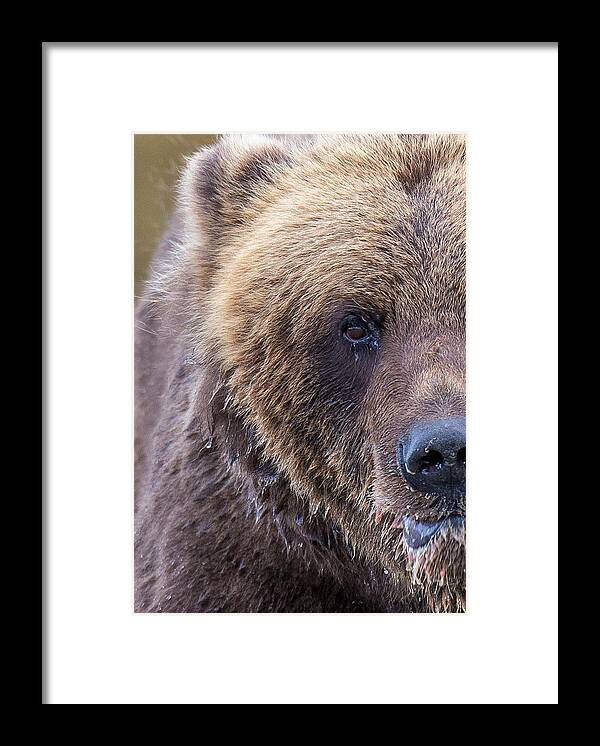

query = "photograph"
135;133;466;613
44;42;557;704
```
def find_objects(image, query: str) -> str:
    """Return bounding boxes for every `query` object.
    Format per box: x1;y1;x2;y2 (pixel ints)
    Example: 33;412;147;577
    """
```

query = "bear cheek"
233;335;371;496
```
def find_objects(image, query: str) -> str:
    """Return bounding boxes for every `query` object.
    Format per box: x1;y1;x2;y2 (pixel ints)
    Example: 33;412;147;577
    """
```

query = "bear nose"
397;417;466;498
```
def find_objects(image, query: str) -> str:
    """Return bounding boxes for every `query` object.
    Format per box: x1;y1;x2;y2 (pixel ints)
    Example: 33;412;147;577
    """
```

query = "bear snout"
397;416;466;501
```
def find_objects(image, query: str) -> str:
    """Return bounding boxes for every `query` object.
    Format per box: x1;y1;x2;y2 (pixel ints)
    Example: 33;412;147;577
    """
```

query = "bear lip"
402;515;465;550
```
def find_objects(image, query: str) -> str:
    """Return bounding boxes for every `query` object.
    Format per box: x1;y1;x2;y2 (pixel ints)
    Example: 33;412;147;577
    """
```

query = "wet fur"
135;134;466;612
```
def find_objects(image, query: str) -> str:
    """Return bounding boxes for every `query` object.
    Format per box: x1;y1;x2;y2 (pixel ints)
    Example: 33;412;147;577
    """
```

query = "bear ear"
178;135;300;244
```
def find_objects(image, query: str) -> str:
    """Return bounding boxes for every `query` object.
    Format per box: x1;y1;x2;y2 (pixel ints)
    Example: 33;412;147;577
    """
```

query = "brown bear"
135;134;466;613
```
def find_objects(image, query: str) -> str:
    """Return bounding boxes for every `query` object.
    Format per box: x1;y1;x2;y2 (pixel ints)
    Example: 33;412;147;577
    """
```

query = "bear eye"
345;324;369;341
341;314;378;345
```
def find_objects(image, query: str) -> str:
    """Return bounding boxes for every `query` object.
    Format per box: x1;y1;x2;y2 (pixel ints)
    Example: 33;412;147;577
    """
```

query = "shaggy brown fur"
135;134;466;612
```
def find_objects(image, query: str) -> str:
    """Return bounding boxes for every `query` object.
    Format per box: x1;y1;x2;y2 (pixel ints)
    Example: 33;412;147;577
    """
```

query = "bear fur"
135;134;466;612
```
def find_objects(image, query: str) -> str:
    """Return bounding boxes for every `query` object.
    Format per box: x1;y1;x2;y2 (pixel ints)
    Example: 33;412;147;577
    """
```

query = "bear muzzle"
397;416;466;501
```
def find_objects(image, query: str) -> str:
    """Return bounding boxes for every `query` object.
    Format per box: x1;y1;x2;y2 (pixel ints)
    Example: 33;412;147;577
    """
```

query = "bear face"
170;134;466;609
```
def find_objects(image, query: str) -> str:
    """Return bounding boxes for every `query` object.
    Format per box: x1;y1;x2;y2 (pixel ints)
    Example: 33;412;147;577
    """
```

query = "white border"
45;44;558;704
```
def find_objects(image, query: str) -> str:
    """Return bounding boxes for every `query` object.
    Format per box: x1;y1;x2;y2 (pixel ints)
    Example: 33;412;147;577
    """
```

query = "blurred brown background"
134;134;219;295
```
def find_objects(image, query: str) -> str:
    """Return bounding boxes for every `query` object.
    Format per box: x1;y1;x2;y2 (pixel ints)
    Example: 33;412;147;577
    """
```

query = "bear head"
175;133;466;611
